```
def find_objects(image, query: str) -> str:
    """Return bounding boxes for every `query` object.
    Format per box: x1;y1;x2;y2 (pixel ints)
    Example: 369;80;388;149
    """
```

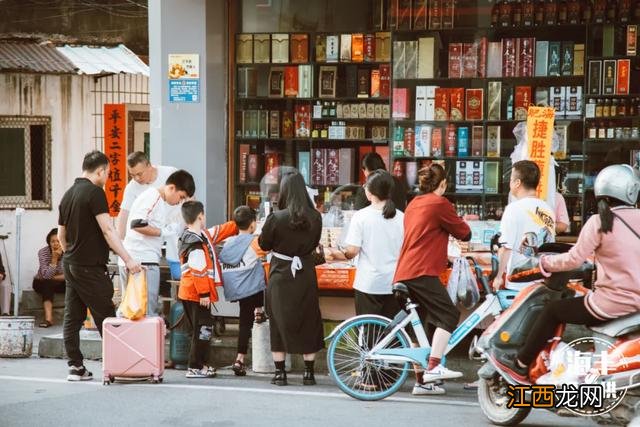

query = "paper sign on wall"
168;54;200;103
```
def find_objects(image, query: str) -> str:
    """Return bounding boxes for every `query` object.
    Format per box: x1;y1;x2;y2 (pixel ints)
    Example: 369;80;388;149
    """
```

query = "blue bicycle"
325;239;517;401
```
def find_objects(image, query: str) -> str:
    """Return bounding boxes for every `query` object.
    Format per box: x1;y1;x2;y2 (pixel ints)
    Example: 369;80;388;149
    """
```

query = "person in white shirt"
494;160;556;292
116;152;177;239
119;170;195;316
329;169;404;318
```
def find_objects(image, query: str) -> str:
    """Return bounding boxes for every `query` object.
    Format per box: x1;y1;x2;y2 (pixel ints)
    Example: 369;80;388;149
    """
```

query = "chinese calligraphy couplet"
526;106;555;201
104;104;126;217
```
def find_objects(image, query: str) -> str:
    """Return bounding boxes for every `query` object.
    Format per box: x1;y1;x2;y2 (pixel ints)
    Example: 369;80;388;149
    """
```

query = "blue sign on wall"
169;79;200;103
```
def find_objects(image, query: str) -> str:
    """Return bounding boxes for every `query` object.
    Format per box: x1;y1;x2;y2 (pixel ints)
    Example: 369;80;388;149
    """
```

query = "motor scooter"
475;233;640;426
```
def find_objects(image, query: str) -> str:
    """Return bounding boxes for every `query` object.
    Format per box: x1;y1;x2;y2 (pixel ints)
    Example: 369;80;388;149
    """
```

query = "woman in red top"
394;164;471;385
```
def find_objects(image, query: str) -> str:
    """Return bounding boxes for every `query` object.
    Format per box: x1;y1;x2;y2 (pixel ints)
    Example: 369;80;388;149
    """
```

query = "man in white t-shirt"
494;160;555;291
116;152;177;239
118;170;195;316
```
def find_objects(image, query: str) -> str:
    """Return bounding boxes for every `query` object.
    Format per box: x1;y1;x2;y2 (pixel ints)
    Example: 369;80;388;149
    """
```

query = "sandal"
232;360;247;377
39;320;52;328
254;311;266;324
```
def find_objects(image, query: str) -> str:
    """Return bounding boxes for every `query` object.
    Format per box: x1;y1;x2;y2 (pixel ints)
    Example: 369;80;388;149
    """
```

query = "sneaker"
422;365;463;383
489;350;529;384
186;366;217;378
412;382;446;395
67;365;93;381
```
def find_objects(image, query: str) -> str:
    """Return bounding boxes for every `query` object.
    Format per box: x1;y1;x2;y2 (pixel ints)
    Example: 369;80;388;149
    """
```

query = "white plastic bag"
447;257;480;309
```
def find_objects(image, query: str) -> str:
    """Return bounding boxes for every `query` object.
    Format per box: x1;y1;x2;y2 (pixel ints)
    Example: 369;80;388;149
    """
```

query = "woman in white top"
328;169;404;319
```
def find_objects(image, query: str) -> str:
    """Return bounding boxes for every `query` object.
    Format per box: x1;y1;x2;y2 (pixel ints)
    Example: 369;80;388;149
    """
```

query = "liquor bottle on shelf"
606;0;617;22
545;0;558;25
595;98;603;118
582;0;592;22
523;0;535;25
602;98;611;117
534;0;546;25
513;0;523;26
491;0;501;27
557;0;568;24
572;199;583;231
499;0;512;27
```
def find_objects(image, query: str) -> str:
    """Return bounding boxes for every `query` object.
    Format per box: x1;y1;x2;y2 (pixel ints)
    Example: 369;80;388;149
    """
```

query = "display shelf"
311;117;390;122
236;97;390;102
584;93;640;98
584;116;640;121
394;75;585;84
392;155;504;161
236;137;389;143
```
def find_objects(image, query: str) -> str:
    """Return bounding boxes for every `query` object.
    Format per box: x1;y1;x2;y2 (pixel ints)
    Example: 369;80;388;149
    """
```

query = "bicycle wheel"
327;315;411;401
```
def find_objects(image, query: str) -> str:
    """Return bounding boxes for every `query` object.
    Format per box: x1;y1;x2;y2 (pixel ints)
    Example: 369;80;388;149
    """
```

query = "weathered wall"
0;73;95;295
0;0;148;55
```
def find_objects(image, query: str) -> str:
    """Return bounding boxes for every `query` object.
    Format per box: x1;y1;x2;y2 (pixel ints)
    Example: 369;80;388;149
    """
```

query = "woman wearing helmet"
494;164;640;383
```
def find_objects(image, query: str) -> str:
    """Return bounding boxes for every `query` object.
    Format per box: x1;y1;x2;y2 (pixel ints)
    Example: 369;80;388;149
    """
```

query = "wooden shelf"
236;96;390;102
393;155;504;161
235;137;389;143
394;75;584;84
584;93;640;98
237;61;391;66
311;117;389;121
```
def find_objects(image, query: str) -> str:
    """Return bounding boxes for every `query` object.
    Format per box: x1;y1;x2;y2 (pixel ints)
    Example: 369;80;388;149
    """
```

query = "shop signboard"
526;106;554;201
168;53;200;103
104;103;126;217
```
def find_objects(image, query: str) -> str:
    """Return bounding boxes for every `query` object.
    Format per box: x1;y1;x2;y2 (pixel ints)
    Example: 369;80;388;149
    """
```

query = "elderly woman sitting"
33;228;65;328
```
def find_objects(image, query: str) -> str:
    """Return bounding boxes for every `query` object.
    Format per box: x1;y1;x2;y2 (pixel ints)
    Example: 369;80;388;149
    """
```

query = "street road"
0;358;596;427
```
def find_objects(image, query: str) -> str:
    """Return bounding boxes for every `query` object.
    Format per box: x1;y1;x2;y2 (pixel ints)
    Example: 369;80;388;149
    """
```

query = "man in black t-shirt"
58;151;142;381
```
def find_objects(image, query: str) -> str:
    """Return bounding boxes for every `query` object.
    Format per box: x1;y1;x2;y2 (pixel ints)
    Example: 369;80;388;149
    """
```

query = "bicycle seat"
392;282;410;297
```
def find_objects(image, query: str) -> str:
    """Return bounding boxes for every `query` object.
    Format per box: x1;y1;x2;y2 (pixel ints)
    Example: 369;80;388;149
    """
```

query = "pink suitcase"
102;317;165;385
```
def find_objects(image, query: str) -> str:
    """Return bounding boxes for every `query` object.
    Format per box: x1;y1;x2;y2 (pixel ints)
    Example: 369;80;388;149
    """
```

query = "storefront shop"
149;0;640;320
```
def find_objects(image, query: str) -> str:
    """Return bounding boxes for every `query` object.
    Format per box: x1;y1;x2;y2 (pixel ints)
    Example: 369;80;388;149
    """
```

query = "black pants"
62;264;115;367
237;291;264;355
33;278;66;302
517;296;604;365
354;290;399;319
404;276;460;339
181;299;214;370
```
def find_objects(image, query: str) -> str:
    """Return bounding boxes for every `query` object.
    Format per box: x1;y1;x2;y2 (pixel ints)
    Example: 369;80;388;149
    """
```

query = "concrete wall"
0;73;94;294
0;72;150;297
149;0;228;224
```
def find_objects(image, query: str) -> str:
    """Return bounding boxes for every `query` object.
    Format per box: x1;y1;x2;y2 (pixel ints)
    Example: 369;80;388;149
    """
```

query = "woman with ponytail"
494;164;640;384
329;169;404;319
392;163;472;392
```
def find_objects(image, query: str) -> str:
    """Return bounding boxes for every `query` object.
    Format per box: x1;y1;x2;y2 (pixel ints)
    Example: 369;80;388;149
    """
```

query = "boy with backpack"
219;206;267;376
178;201;238;378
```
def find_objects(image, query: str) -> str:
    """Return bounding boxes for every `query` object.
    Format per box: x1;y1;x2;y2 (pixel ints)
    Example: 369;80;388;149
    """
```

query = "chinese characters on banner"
526;106;555;201
104;104;126;217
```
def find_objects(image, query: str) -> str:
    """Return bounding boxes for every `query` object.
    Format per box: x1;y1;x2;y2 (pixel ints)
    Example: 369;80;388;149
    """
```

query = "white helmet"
594;164;640;206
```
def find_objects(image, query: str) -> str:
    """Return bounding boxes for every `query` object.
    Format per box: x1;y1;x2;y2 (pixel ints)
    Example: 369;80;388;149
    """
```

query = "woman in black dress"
258;171;324;386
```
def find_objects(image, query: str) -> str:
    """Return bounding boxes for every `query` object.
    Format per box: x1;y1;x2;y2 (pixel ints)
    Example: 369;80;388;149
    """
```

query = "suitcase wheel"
152;376;160;384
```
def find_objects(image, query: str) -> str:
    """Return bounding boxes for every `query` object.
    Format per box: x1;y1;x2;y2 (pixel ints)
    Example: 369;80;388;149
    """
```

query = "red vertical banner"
104;104;126;217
